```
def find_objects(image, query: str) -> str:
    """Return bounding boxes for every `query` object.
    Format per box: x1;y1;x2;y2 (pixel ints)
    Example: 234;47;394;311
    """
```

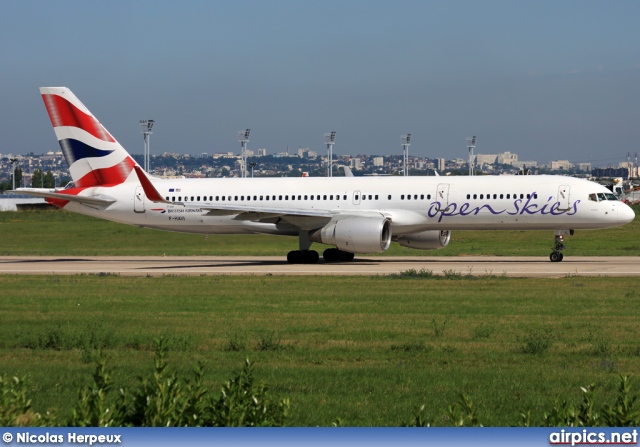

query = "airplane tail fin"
40;87;138;188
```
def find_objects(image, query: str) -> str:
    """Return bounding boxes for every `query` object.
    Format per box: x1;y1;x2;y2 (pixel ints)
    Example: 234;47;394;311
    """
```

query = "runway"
1;256;639;278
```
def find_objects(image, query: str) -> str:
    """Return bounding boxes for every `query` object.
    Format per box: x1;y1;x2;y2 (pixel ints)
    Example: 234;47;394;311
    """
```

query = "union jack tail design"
40;87;138;188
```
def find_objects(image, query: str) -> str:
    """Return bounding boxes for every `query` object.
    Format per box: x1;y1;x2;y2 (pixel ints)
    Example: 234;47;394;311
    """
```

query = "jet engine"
311;217;392;253
396;230;451;250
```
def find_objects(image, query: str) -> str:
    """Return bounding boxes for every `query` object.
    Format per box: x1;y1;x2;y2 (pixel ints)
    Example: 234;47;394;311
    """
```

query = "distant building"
257;148;267;157
373;156;384;167
550;160;573;170
497;151;518;165
576;162;592;172
512;161;538;169
592;167;629;178
436;158;445;171
476;154;498;166
350;158;362;169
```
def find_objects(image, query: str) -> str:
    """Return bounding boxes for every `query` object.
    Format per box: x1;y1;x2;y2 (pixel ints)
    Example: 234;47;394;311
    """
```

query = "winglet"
133;166;168;203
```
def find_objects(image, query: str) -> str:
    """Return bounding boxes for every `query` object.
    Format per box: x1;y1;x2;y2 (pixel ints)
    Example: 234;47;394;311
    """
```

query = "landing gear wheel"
549;251;564;262
287;250;319;264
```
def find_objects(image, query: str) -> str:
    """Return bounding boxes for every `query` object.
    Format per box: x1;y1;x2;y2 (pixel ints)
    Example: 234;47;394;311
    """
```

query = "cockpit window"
605;193;618;201
597;193;606;201
589;193;597;202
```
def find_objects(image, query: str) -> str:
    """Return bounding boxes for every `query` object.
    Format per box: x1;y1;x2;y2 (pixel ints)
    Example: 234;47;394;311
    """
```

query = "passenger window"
369;195;373;200
304;195;308;200
298;195;302;200
330;195;333;200
221;197;225;201
375;195;378;200
323;195;327;200
343;195;347;200
421;194;424;200
500;194;503;199
480;194;484;199
241;196;244;201
407;195;411;200
260;196;263;200
316;195;320;200
165;196;169;201
247;196;251;201
413;195;417;200
520;194;524;199
401;195;405;200
197;196;200;201
172;197;175;201
266;196;269;201
427;194;431;200
506;194;510;199
473;194;477;199
310;196;313;201
279;195;282;200
493;194;497;199
388;195;392;200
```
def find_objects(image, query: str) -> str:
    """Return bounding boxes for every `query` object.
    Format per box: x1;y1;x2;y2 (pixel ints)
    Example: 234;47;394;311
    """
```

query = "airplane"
13;87;636;264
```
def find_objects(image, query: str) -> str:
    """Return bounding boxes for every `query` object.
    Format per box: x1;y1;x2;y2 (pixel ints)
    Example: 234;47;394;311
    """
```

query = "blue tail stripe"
58;139;113;166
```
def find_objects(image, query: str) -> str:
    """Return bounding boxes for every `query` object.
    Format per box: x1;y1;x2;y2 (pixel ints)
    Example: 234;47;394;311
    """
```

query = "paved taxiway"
1;256;639;278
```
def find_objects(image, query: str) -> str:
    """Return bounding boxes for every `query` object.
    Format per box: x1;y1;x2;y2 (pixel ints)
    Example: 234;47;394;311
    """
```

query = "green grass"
2;275;640;426
0;205;638;256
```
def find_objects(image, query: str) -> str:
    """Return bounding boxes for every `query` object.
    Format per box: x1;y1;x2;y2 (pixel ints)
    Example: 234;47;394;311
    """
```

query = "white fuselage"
65;174;634;236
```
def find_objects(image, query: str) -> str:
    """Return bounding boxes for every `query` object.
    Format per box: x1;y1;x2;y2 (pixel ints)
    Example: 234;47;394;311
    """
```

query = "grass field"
1;274;640;426
0;206;638;256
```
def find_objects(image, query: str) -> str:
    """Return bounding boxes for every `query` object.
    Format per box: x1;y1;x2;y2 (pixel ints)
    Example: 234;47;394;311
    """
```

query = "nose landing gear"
550;230;573;262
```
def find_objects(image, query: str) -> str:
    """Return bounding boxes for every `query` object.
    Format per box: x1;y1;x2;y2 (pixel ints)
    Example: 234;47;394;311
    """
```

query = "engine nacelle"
396;230;451;250
311;217;392;253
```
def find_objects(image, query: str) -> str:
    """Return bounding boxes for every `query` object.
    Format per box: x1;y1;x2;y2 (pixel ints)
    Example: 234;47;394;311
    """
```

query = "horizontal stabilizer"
12;188;116;206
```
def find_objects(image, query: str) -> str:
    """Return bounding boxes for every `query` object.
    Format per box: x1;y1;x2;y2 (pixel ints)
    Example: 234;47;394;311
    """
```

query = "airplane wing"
10;188;116;207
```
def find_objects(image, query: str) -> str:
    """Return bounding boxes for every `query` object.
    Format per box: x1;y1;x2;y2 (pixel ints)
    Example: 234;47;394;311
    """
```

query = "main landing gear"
549;230;573;262
286;230;355;264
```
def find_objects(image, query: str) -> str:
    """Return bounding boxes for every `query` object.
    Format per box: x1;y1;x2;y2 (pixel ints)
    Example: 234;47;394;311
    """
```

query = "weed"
389;268;434;279
223;332;247;352
432;317;448;337
519;329;554;355
442;269;461;279
472;323;494;340
255;330;283;352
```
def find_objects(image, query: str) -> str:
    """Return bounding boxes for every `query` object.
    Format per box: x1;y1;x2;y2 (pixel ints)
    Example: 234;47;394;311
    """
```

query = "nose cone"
618;203;636;224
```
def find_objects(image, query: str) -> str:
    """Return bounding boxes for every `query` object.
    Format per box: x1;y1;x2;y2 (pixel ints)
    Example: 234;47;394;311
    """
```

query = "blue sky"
2;0;639;165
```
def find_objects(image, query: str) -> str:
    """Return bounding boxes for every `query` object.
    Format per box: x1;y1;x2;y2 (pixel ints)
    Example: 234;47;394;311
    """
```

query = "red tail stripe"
42;94;116;143
75;157;136;188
